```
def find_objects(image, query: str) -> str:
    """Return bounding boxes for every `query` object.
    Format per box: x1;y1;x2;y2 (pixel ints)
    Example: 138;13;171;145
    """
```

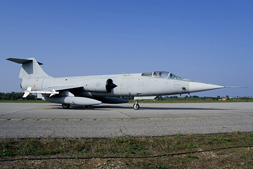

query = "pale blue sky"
1;0;252;97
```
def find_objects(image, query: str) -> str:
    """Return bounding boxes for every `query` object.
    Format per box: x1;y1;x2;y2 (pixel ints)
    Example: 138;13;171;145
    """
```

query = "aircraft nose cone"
189;82;224;93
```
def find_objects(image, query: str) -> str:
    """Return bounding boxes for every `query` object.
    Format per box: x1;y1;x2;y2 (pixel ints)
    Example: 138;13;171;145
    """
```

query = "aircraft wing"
42;86;84;91
23;86;83;98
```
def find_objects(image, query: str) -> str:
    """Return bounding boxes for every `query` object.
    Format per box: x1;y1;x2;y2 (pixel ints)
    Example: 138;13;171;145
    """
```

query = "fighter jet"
7;57;224;110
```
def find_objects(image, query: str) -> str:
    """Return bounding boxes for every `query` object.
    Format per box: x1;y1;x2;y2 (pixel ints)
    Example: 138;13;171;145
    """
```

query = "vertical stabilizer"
6;58;51;79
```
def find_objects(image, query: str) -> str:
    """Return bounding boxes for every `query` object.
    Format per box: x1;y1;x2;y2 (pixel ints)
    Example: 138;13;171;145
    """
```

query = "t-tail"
6;58;51;79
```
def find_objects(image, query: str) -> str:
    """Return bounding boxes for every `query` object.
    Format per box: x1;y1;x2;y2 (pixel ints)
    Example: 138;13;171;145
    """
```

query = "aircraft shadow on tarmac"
51;104;224;111
97;106;224;111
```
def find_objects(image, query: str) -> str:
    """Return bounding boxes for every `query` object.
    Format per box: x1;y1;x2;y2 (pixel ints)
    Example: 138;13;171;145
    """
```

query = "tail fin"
6;58;51;79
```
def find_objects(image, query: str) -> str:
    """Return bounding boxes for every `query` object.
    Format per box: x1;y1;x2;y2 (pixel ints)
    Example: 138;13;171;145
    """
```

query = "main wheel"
62;104;70;109
133;103;140;110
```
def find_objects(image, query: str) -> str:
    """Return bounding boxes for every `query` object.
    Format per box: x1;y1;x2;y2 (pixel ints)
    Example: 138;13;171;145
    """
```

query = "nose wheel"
133;100;140;110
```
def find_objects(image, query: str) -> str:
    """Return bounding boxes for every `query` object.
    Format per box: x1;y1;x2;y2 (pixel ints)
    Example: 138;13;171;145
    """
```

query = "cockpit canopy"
141;71;182;79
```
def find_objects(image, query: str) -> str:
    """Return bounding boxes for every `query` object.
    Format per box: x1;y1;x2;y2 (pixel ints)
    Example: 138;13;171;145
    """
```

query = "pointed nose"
189;82;224;93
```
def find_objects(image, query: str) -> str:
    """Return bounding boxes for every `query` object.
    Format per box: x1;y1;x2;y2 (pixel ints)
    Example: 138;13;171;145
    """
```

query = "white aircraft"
7;58;224;110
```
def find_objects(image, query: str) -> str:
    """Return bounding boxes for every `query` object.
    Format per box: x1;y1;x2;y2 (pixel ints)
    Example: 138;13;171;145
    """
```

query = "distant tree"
0;92;36;100
171;96;178;99
0;92;4;100
26;94;37;100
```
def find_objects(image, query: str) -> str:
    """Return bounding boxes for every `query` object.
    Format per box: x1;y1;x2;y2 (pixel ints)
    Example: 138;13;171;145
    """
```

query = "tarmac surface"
0;102;252;138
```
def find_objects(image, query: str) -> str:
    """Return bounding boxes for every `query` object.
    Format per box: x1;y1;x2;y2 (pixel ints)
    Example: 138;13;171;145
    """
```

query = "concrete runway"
0;102;252;138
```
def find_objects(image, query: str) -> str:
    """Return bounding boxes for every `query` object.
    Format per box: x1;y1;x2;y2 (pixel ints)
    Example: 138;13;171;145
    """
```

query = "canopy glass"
141;71;182;79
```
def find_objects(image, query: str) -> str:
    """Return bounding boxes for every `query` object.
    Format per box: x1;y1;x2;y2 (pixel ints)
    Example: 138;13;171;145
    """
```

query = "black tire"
62;104;70;109
133;104;140;110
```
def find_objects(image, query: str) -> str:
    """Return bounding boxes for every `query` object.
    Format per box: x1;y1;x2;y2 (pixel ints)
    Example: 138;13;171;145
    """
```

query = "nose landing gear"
133;100;140;110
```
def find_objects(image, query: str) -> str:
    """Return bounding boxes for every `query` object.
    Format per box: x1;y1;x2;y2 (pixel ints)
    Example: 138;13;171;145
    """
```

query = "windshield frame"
141;71;183;79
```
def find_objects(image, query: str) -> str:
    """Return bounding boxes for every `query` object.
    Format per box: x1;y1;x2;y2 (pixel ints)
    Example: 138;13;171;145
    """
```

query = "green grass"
1;132;252;168
0;132;252;158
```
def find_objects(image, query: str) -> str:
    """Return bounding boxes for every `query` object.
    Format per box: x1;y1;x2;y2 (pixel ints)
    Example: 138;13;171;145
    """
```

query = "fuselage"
7;58;225;109
21;71;223;98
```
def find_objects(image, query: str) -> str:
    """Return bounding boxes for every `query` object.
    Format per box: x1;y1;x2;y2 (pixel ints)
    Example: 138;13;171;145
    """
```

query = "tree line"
0;92;36;100
1;92;252;101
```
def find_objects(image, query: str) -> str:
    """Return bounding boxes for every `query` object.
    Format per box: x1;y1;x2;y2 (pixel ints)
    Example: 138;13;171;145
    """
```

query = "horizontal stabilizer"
7;58;43;65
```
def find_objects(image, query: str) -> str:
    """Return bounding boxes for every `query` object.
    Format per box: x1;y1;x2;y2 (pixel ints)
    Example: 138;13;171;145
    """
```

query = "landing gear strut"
62;104;70;109
133;100;140;110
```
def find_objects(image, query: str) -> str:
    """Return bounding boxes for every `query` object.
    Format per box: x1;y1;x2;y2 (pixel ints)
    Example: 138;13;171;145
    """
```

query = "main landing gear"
62;104;70;109
133;100;140;110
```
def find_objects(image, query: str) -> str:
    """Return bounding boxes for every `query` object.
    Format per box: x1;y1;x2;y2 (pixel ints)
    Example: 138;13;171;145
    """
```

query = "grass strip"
1;132;252;159
1;132;252;168
0;145;252;162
